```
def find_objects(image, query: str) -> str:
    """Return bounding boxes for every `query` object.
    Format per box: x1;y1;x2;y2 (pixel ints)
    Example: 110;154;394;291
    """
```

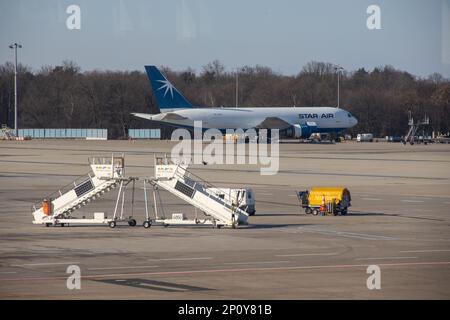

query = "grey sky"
0;0;448;77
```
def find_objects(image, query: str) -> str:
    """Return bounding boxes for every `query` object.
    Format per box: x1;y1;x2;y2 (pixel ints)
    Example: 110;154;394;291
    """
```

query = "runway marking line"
11;262;80;267
138;282;185;291
353;192;450;199
148;257;213;262
355;256;417;261
223;261;290;265
275;252;338;257
296;228;398;241
2;261;450;282
400;249;450;253
88;265;159;271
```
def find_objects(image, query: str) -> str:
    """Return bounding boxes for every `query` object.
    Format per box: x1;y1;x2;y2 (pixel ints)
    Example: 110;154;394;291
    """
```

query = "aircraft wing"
132;112;153;120
255;116;292;130
132;112;193;128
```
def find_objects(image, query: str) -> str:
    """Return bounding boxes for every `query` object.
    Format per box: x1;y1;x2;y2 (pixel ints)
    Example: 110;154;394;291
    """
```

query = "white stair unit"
152;157;249;228
32;156;125;226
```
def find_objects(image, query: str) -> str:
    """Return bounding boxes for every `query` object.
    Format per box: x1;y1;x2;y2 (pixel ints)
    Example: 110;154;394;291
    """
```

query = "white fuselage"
137;106;358;132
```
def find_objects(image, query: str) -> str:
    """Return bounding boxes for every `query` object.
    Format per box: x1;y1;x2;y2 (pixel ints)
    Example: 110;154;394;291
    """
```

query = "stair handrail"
31;170;95;212
173;165;234;197
172;165;247;215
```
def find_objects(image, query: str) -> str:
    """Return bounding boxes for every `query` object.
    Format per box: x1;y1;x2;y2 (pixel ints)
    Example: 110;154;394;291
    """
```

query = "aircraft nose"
352;116;358;126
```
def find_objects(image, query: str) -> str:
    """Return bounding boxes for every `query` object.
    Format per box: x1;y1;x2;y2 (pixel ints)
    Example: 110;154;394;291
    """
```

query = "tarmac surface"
0;139;449;299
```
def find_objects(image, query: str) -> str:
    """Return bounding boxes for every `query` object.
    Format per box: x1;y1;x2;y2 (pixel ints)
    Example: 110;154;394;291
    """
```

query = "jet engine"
292;122;318;138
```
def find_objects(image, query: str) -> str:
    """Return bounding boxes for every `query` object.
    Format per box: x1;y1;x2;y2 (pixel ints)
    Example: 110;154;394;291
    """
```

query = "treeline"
0;60;449;139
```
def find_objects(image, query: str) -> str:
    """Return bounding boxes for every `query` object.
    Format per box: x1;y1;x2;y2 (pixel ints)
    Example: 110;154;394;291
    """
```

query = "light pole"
9;43;22;136
334;66;344;108
235;68;239;108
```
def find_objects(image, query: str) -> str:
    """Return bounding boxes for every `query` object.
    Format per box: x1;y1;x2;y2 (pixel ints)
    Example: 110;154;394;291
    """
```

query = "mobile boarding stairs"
32;156;249;229
32;156;139;227
143;156;249;229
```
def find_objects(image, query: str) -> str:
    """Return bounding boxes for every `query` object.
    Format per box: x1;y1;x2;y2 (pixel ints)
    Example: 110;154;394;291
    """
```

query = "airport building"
8;128;162;140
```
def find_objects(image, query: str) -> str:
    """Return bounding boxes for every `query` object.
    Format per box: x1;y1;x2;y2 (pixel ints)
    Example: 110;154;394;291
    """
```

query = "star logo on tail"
157;78;175;99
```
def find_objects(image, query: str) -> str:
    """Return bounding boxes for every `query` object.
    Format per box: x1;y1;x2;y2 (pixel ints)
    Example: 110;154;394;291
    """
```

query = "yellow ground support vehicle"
297;187;351;216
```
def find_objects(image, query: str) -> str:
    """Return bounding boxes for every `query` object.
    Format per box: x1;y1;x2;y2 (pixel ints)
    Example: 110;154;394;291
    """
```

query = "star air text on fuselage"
299;113;334;119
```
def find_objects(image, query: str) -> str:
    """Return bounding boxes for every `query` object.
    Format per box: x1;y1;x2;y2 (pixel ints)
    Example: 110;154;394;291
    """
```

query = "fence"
128;129;161;139
15;128;108;139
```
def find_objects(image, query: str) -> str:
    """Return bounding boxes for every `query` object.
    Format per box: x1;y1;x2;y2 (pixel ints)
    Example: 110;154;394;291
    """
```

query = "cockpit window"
347;113;353;118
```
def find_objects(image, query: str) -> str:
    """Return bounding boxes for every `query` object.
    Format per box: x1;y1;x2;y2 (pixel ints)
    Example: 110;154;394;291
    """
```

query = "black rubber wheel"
109;221;116;228
312;209;319;216
128;219;137;227
305;208;312;214
341;209;348;216
143;221;151;229
45;223;51;227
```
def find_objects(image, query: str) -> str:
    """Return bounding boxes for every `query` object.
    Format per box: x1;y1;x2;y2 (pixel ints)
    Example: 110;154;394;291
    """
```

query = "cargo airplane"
132;66;358;138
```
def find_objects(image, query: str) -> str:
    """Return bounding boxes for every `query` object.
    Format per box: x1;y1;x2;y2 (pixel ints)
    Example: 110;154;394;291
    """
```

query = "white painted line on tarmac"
400;249;450;253
12;262;80;267
401;200;424;203
353;192;450;199
275;252;338;257
355;256;417;261
139;282;186;292
4;261;450;282
148;257;213;262
88;265;159;271
0;271;17;274
361;198;382;201
297;227;398;241
223;261;290;265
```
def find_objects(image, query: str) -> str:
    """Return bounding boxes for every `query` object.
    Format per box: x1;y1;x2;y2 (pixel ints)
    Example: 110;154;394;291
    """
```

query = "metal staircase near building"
151;157;249;228
32;156;126;226
1;125;15;140
403;111;430;145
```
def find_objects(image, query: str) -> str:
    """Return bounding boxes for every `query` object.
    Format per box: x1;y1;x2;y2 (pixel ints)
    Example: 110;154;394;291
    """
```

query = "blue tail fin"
145;65;193;110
